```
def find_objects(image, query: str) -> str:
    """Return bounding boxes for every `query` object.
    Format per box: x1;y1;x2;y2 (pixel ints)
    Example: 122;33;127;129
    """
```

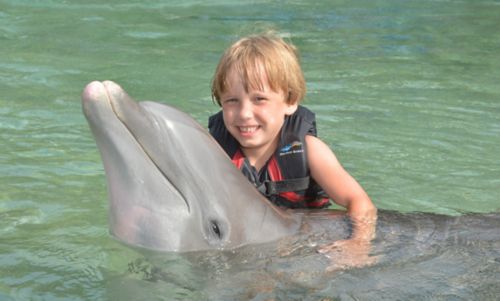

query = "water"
1;0;499;299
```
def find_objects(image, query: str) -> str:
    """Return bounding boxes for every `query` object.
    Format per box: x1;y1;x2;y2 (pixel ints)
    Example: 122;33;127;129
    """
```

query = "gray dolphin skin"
82;81;499;257
83;81;499;298
82;80;301;252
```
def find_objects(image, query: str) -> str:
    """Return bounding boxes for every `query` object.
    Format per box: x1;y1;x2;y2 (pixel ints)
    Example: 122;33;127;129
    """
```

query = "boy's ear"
285;102;298;116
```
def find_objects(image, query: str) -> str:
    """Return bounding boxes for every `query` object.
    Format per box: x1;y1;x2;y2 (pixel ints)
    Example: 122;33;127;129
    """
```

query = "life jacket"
208;106;330;209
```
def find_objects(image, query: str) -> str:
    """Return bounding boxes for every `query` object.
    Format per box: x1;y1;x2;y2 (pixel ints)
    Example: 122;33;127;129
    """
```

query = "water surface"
1;0;499;300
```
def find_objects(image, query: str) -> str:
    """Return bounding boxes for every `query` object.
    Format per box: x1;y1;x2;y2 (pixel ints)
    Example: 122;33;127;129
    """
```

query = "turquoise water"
1;0;499;299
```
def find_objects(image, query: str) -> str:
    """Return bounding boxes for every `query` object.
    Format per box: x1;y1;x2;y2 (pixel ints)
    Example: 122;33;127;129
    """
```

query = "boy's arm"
305;135;377;270
305;135;376;223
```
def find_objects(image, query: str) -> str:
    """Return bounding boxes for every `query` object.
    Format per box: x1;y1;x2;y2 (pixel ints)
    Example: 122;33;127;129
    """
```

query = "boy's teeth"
240;126;257;133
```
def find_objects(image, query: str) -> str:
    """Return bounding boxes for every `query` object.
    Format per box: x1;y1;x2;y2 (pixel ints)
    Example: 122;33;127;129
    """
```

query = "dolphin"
83;81;500;298
82;81;499;254
81;80;305;252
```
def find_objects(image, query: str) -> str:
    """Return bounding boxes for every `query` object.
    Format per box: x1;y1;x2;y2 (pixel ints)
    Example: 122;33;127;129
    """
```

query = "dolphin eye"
210;220;222;239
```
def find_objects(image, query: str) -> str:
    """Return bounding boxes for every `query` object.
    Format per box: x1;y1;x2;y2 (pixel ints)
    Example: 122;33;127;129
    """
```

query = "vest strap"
257;177;311;196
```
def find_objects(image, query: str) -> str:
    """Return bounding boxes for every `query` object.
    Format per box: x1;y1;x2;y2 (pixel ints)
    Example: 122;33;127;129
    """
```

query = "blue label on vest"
279;141;304;156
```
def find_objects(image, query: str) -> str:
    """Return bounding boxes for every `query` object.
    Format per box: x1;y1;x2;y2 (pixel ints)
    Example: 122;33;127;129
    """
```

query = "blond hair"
211;32;306;105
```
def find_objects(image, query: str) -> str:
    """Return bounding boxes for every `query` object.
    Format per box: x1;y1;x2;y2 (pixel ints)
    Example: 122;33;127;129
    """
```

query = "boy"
209;32;376;267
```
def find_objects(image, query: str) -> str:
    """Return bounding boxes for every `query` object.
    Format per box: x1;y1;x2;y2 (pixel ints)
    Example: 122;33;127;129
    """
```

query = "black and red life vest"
208;106;330;209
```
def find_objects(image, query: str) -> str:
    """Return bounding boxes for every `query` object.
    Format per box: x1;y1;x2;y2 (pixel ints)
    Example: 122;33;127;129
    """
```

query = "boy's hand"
317;238;379;272
317;211;378;272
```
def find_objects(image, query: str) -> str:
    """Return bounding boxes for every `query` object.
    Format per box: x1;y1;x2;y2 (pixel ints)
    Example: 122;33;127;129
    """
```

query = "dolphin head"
82;81;299;252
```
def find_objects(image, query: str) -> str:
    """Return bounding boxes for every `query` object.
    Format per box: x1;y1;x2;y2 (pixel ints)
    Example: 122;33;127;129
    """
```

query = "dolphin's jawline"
105;85;191;213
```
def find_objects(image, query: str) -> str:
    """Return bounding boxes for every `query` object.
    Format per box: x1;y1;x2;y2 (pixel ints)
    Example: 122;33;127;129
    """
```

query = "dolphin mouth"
82;80;190;212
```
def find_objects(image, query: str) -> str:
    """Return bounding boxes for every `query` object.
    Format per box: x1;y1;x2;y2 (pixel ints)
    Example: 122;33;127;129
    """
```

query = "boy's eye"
255;96;267;102
222;98;238;104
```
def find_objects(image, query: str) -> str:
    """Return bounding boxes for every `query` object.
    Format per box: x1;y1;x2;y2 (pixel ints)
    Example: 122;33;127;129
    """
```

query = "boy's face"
220;66;297;158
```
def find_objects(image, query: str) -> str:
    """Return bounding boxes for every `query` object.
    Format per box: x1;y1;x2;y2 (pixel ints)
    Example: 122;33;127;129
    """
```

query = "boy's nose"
238;99;253;119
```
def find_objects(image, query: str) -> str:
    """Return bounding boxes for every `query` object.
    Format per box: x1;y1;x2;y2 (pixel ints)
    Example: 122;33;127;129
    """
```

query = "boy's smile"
220;66;297;169
238;125;259;136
